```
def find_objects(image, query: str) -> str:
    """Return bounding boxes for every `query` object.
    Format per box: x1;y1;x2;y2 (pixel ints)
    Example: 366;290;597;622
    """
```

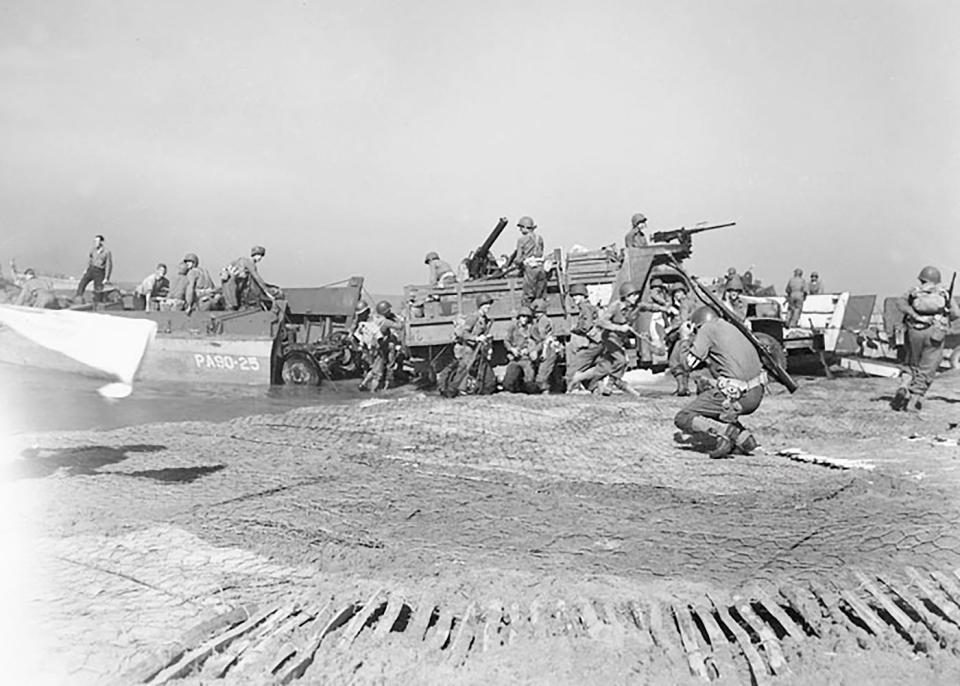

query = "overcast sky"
1;0;957;294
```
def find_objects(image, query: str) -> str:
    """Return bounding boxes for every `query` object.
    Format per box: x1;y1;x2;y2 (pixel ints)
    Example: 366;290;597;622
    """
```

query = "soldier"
785;268;807;327
666;282;698;396
75;234;113;303
674;306;767;458
183;253;220;314
565;283;602;393
505;216;546;306
441;293;497;396
722;275;748;321
133;263;169;310
223;246;276;310
358;300;404;391
808;271;823;295
624;213;648;248
891;266;960;411
424;251;456;287
723;267;739;291
530;298;559;393
502;306;538;393
14;269;59;309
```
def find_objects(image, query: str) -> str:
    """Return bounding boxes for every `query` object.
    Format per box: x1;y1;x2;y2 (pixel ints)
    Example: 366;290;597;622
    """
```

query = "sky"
0;0;957;295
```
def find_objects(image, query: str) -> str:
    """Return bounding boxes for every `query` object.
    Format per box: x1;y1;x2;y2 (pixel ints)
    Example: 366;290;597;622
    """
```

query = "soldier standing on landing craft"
891;265;959;412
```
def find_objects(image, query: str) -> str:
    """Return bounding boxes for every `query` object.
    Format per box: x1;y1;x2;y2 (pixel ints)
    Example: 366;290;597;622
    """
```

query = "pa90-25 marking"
193;354;261;371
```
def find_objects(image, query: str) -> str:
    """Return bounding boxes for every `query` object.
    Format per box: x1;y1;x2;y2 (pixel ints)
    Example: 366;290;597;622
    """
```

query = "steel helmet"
251;245;266;257
356;300;371;314
619;281;642;299
793;268;803;277
631;213;647;228
727;267;737;275
530;298;547;313
424;251;439;264
649;278;665;290
567;283;588;297
375;300;392;315
810;271;819;278
517;306;533;318
476;293;494;307
182;253;199;265
517;216;537;229
918;265;941;284
691;306;719;326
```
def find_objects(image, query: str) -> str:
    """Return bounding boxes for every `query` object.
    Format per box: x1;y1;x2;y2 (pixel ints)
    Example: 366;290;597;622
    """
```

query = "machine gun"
466;217;509;279
671;258;798;393
650;222;736;259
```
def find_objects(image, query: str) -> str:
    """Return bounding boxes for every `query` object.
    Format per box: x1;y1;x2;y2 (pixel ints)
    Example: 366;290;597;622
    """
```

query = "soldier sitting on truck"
357;300;404;391
502;307;539;393
222;245;277;310
424;252;457;288
502;216;546;306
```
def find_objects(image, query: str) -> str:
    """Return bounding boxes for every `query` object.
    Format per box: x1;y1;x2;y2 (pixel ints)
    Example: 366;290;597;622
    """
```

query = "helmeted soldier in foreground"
357;300;404;392
674;306;767;458
502;306;538;393
891;265;959;412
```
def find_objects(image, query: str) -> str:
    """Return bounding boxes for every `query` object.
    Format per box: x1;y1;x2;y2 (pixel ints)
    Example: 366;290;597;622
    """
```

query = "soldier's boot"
890;387;910;411
674;373;690;397
726;424;758;455
905;393;923;412
709;433;734;459
595;377;612;396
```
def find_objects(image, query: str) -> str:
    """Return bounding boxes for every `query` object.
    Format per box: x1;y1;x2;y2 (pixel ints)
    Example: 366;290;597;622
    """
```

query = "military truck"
400;219;782;388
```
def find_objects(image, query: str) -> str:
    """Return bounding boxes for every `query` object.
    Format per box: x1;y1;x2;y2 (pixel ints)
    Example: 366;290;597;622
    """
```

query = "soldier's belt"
717;372;768;398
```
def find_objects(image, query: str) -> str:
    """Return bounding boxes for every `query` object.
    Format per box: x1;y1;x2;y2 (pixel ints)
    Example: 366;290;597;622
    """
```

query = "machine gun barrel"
651;221;736;244
466;217;509;279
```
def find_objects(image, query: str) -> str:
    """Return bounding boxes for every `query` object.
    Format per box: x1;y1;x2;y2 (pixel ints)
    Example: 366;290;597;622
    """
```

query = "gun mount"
466;217;509;279
650;221;736;260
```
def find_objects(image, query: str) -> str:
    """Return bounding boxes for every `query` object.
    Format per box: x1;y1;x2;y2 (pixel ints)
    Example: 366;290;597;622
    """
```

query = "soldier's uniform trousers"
521;266;548;306
566;335;603;381
905;325;944;397
502;359;536;392
675;386;764;434
787;297;804;327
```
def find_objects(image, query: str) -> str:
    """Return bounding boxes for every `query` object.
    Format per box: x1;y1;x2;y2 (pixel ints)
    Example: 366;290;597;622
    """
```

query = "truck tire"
753;332;788;373
281;352;321;386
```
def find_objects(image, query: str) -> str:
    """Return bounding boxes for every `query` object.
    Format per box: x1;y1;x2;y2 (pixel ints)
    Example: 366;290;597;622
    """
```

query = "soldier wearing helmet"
502;306;538;393
565;283;603;393
442;293;497;395
784;268;807;327
503;216;546;306
527;298;559;392
222;246;276;311
625;213;648;248
424;251;456;288
665;281;699;396
891;265;960;412
358;300;405;392
674;305;767;458
722;275;748;321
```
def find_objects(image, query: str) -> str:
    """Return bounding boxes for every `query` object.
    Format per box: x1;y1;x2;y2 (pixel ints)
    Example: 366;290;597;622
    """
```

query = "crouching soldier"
674;306;767;458
439;294;497;396
891;265;960;411
502;306;538;393
530;298;559;392
357;300;404;391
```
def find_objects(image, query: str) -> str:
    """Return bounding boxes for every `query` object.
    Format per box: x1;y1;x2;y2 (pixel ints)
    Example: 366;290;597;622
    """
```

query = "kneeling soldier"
503;306;538;392
674;306;767;458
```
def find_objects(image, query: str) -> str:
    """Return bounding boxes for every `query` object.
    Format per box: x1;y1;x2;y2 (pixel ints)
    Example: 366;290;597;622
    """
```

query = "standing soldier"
722;275;748;321
665;282;698;396
223;246;276;310
502;306;538;393
624;213;648;248
424;252;456;287
76;234;113;303
358;300;404;391
530;298;559;393
891;266;960;411
808;271;823;295
785;268;807;327
504;216;546;306
674;306;767;458
565;283;602;393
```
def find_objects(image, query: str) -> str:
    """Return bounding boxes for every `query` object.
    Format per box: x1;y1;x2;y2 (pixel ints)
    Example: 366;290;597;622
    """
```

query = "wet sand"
3;371;960;684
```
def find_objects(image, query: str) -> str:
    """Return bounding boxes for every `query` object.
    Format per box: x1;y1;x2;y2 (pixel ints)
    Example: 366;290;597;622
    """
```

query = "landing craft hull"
0;310;275;385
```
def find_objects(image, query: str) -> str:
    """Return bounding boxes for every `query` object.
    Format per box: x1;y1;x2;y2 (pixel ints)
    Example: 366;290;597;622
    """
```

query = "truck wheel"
281;352;320;386
754;332;788;372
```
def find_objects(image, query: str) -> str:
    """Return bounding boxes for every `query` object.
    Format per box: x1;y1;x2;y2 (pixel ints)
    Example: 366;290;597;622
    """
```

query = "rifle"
946;272;956;314
670;258;798;393
651;221;736;244
466;217;509;279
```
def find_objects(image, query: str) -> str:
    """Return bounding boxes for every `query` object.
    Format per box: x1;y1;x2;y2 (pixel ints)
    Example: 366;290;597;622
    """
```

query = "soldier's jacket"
455;312;492;344
569;300;599;337
515;233;544;266
505;320;536;356
785;276;807;300
428;259;456;287
899;284;960;334
597;299;633;346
